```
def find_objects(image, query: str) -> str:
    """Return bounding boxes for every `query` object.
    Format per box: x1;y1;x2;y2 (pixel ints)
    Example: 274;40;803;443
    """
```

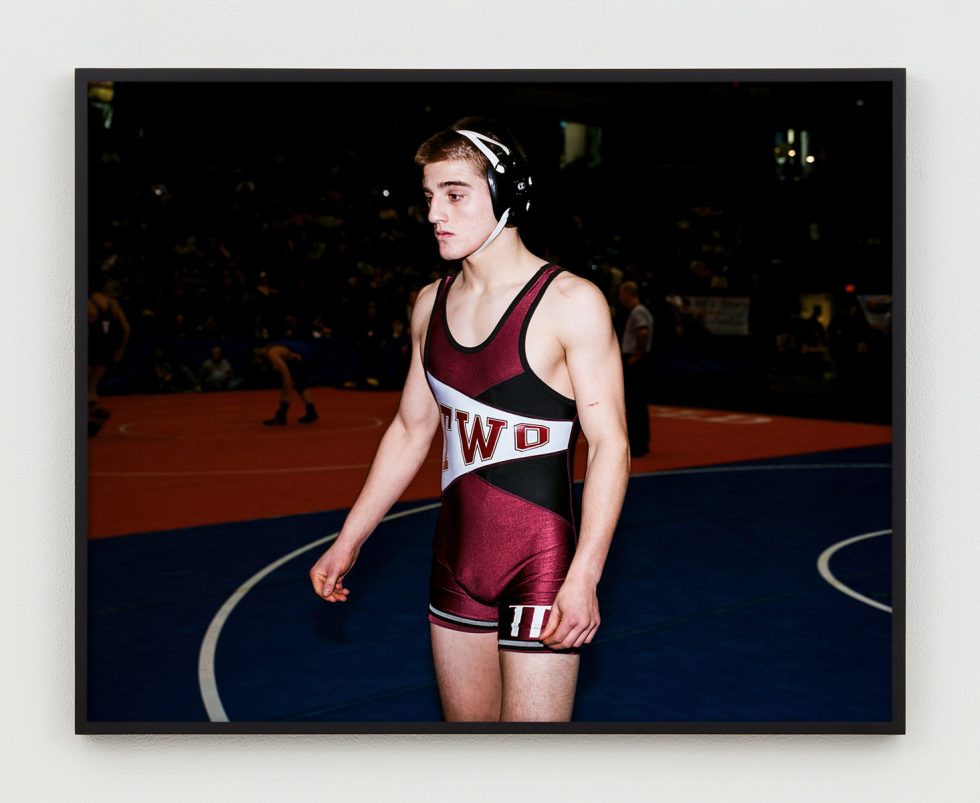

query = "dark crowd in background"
85;80;894;423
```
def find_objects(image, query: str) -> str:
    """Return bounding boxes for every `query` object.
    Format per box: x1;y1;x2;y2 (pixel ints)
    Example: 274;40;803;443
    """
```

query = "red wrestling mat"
87;390;891;538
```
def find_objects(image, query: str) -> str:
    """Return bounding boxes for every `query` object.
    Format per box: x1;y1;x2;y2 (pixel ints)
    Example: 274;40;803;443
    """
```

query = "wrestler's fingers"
324;580;348;595
574;623;599;648
320;574;342;598
558;624;586;650
538;606;562;643
545;616;579;648
564;613;597;648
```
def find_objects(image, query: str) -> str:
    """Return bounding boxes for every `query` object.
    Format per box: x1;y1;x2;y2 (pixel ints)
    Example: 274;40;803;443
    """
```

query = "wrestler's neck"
458;228;545;292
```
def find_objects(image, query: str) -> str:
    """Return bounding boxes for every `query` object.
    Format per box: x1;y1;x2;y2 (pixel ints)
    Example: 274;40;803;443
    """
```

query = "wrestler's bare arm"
309;281;441;602
539;276;630;649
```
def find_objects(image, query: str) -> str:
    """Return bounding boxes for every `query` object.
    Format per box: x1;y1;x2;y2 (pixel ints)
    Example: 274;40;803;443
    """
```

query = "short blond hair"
414;117;526;174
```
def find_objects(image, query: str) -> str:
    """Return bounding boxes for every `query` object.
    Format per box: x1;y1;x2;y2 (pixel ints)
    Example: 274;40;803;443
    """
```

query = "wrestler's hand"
538;577;601;650
309;540;360;603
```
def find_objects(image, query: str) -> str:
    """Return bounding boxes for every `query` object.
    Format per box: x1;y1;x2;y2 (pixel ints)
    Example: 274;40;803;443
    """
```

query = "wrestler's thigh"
430;624;502;722
499;650;580;722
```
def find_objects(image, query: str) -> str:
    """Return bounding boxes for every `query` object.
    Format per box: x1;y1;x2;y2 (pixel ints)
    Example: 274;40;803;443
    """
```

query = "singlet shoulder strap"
518;263;565;319
423;273;456;367
517;264;575;397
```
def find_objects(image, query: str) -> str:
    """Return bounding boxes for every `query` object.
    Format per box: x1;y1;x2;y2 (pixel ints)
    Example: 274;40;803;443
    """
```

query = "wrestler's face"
422;159;497;260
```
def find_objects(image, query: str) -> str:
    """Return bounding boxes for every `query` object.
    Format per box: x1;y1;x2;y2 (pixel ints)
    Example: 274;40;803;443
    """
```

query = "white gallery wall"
1;1;978;800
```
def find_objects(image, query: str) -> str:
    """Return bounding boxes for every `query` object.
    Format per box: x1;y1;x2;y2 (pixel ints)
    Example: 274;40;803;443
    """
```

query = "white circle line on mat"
816;530;893;613
197;502;442;722
198;461;891;721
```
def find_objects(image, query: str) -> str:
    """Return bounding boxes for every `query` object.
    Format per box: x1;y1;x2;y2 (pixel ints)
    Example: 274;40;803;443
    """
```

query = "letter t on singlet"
509;604;552;638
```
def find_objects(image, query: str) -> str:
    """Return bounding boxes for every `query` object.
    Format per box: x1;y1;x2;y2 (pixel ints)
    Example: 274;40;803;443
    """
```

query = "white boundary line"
197;502;441;722
96;462;418;478
631;462;889;479
117;416;385;440
816;530;893;613
197;461;891;721
97;465;374;478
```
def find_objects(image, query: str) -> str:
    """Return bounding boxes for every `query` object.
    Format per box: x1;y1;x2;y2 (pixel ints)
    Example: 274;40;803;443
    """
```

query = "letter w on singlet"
454;410;508;464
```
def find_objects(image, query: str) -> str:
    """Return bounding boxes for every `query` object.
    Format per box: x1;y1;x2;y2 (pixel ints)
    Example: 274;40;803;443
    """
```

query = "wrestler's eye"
448;193;463;202
423;195;432;207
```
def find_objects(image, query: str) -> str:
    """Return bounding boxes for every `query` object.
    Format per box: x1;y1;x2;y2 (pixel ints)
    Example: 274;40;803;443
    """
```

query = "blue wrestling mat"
86;444;892;723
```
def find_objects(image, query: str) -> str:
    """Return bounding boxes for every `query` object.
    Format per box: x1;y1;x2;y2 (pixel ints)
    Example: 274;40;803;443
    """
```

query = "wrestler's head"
416;118;532;259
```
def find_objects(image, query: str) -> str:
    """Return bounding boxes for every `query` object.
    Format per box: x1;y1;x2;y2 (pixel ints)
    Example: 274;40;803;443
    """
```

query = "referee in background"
617;281;653;457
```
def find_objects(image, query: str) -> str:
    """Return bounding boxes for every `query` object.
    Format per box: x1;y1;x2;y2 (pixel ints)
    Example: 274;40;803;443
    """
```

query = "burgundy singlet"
423;262;581;652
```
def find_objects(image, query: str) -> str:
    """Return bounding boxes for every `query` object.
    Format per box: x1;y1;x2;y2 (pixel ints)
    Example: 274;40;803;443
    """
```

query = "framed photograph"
77;68;904;734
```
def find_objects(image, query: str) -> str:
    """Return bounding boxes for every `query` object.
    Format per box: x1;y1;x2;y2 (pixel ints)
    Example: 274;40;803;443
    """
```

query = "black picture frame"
77;67;905;735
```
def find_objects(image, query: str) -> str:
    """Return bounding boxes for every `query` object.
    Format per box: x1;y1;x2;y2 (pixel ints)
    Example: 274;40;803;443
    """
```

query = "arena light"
560;121;588;167
88;81;114;102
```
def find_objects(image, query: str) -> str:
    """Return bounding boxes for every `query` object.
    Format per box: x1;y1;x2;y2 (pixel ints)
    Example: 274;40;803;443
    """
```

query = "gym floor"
85;389;893;723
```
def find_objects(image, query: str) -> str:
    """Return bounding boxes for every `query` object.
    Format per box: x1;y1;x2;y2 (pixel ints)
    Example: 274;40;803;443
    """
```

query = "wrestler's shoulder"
540;270;611;327
410;278;444;333
416;277;442;305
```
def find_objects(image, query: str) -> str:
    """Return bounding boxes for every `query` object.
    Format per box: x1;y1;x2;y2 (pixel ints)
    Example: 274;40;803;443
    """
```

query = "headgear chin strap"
471;208;510;256
456;129;531;257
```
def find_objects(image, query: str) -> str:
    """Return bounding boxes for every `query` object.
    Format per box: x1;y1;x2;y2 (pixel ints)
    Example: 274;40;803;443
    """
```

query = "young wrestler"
254;340;319;425
87;279;130;436
309;118;629;721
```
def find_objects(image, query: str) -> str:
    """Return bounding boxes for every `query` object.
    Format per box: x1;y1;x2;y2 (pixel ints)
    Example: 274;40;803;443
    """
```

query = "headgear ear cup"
455;129;533;225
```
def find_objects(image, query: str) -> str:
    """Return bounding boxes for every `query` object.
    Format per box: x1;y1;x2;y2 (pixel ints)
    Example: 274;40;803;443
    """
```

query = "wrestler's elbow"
586;427;630;470
388;409;437;455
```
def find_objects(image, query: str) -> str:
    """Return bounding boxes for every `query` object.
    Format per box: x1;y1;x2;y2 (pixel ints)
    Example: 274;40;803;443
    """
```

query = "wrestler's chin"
436;237;472;262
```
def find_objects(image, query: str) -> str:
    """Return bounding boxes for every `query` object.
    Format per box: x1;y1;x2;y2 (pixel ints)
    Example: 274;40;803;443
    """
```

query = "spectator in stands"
251;271;280;339
829;300;873;383
380;318;411;390
359;300;385;388
665;292;706;339
173;311;192;339
799;304;830;379
145;346;198;393
199;346;237;391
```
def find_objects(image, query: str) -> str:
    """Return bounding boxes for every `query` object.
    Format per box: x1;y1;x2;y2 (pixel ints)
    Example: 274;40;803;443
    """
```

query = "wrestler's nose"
428;196;446;224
